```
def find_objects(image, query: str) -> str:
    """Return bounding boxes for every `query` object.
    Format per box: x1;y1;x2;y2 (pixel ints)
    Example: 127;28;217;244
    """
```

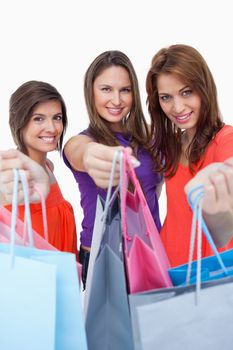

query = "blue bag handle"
187;185;228;275
10;169;34;267
186;185;230;304
101;150;121;231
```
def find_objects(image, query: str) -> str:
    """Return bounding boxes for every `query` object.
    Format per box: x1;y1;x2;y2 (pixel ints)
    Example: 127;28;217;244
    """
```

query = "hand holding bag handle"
3;169;49;249
187;185;229;282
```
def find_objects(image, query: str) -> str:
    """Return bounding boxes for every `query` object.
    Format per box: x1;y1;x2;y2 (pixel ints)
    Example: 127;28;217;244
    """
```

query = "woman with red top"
146;44;233;267
4;81;77;255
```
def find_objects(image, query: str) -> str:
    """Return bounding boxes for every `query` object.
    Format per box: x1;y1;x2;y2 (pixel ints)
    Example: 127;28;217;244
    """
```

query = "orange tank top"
161;125;233;267
5;182;77;255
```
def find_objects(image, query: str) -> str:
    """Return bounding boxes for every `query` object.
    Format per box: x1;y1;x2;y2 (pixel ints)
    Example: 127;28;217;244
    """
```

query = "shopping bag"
84;152;121;314
129;277;233;350
129;183;233;350
0;169;56;350
0;186;82;284
169;248;233;285
120;149;172;293
84;195;105;315
85;197;134;350
169;185;233;286
0;244;87;350
85;151;134;350
0;169;87;350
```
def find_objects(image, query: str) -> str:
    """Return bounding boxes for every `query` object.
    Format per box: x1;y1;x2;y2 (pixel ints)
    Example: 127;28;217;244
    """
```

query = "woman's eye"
33;116;43;122
121;87;131;93
54;114;63;121
160;95;170;102
101;87;111;92
182;89;192;97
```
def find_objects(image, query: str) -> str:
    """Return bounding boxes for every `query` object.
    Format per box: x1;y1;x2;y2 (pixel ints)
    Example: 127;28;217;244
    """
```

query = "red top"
5;182;78;256
161;125;233;267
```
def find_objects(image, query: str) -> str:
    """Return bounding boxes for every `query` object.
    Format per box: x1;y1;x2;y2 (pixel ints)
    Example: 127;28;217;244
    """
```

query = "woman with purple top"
63;50;163;288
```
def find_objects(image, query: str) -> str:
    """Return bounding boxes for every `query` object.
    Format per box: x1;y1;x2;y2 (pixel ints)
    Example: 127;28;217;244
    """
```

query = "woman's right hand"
0;149;50;204
83;142;125;188
185;157;233;247
83;142;140;188
185;158;233;215
64;135;140;189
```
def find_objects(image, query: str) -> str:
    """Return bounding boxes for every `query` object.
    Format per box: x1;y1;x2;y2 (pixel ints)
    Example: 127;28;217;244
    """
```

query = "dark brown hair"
9;80;67;154
146;44;223;176
84;50;150;150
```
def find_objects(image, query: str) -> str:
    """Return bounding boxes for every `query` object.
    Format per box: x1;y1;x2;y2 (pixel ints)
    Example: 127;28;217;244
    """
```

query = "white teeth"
176;113;191;121
40;137;55;143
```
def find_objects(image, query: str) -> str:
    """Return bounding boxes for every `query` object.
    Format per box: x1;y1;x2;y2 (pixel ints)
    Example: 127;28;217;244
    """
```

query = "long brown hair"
9;80;67;155
146;44;223;177
84;50;150;150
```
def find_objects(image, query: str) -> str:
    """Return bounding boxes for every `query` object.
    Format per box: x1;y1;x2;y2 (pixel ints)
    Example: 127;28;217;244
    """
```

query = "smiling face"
21;99;63;161
157;73;202;140
93;65;133;132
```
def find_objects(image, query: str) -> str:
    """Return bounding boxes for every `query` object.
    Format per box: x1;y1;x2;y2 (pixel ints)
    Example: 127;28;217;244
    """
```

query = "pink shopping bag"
120;149;172;293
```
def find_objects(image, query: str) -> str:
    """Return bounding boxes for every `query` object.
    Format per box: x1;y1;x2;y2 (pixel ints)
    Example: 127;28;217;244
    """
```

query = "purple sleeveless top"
63;130;162;247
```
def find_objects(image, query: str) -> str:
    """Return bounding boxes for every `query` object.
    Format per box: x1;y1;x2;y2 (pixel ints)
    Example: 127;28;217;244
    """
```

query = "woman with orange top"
146;44;233;267
4;80;77;255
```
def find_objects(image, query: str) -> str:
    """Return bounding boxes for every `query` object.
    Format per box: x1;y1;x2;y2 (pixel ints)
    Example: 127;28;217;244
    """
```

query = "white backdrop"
1;0;232;241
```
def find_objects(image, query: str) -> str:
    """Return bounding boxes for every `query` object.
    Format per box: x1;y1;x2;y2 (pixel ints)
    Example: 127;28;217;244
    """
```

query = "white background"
0;0;232;241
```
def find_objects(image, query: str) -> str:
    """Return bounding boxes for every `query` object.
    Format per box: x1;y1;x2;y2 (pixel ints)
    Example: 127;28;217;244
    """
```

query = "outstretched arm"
185;158;233;247
64;134;139;189
0;149;50;204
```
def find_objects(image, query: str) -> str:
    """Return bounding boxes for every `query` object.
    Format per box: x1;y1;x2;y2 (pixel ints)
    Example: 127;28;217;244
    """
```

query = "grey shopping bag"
130;180;233;350
130;277;233;350
85;197;134;350
84;195;105;316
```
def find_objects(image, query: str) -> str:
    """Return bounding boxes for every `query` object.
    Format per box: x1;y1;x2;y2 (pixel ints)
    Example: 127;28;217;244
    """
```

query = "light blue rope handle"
10;169;20;267
18;170;34;247
101;150;121;228
187;185;228;275
186;190;204;285
9;169;34;268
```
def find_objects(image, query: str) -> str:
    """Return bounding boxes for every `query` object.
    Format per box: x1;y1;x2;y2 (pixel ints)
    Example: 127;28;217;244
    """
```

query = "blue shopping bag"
0;169;56;350
0;244;87;350
169;185;233;286
0;170;87;350
169;248;233;285
0;252;57;350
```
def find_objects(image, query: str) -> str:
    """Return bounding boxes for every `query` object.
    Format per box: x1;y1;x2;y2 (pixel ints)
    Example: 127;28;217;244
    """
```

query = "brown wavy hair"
84;50;150;151
9;80;67;155
146;44;223;177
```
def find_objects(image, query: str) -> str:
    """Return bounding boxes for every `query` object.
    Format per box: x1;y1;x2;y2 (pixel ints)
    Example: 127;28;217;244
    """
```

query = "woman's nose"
111;92;121;105
172;97;185;114
44;119;56;132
